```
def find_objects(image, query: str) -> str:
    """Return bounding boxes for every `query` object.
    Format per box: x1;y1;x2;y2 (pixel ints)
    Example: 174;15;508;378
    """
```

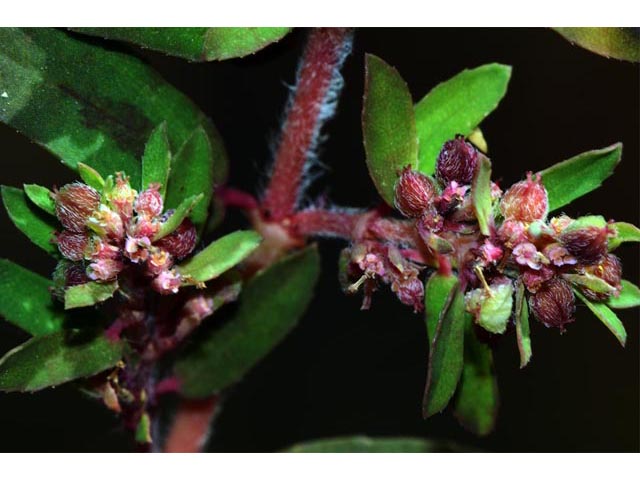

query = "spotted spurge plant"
0;27;638;452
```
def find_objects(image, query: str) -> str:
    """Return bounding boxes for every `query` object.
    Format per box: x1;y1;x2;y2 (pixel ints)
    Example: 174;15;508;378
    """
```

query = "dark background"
0;28;638;452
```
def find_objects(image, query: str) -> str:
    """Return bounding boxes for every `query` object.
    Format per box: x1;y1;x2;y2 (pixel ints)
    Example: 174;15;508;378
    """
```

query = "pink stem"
163;396;219;453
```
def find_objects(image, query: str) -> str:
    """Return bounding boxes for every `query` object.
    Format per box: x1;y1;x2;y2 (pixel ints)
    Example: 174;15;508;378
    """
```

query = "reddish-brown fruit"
500;173;549;223
56;230;89;261
394;166;436;218
154;219;197;260
529;277;575;331
560;226;608;265
435;136;479;185
54;182;101;232
581;254;622;301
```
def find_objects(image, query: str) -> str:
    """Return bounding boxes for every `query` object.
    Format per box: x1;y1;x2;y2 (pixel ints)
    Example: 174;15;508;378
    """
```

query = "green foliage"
153;194;203;241
71;27;292;61
574;289;627;347
141;122;171;199
362;54;418;206
64;281;118;310
563;273;619;296
284;436;458;453
607;280;640;309
471;155;493;236
176;245;320;398
0;330;123;392
414;64;511;175
554;28;640;62
515;281;532;368
77;163;106;191
424;271;458;341
23;184;56;215
609;222;640;251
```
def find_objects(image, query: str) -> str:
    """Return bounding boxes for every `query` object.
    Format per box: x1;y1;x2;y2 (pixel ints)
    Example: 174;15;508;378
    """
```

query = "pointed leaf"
1;185;58;255
424;271;458;342
177;230;261;285
153;194;203;241
554;28;640;62
0;259;64;336
0;330;123;392
141;122;171;198
362;54;418;206
608;222;640;251
563;273;619;296
77;163;105;191
64;281;118;310
515;281;533;368
176;245;321;398
471;155;492;236
23;184;55;215
607;280;640;309
414;64;511;175
574;289;627;347
284;436;457;453
538;143;622;213
71;27;292;61
135;412;152;444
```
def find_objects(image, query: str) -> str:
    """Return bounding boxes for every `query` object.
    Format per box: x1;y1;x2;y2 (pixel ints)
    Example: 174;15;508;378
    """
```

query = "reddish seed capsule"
135;185;163;218
394;166;436;218
56;230;89;261
560;226;608;265
500;172;549;223
435;136;478;185
154;219;197;260
581;254;622;301
54;182;101;232
529;277;575;331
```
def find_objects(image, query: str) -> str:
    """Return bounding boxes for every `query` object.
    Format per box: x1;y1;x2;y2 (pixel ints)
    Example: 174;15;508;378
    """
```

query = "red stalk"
163;396;219;453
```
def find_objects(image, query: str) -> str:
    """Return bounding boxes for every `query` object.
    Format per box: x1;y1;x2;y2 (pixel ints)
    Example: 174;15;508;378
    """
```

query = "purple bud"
154;219;197;260
529;278;575;331
436;136;478;185
560;226;608;265
394;166;436;218
581;254;622;301
54;182;101;232
56;230;89;261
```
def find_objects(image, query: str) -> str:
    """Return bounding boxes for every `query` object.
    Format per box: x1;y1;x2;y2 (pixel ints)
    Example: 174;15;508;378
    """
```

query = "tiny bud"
152;269;182;295
87;258;123;281
500;172;549;223
135;184;163;218
436;136;478;185
56;230;89;261
498;219;528;247
154;219;197;260
560;216;609;265
512;242;546;270
394;166;436;218
581;254;622;301
147;248;173;276
522;265;554;293
87;204;125;241
106;173;137;220
542;243;576;267
529;277;575;331
54;182;101;232
391;276;424;313
465;278;514;334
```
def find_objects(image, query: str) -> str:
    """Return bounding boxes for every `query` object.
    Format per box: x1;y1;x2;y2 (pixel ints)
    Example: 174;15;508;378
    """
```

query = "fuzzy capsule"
529;277;575;331
56;230;89;261
54;182;101;232
394;166;437;218
560;225;609;265
581;254;622;301
135;184;163;218
500;172;549;223
435;136;479;185
154;219;198;260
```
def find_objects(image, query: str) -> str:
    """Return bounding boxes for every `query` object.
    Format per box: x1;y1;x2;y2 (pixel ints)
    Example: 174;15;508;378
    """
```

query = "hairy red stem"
163;396;219;453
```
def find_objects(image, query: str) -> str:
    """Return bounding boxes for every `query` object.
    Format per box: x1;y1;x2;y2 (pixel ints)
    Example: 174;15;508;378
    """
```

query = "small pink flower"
87;258;123;281
513;242;545;270
152;270;182;295
498;220;528;247
124;236;151;263
480;239;503;265
543;243;577;267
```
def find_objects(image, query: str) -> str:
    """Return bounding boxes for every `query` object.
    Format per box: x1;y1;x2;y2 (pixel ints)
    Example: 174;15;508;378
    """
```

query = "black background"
0;28;638;452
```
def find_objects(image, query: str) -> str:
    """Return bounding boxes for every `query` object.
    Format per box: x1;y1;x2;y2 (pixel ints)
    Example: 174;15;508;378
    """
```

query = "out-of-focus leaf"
0;330;123;392
424;271;458;341
1;185;57;255
23;184;55;215
554;28;640;62
284;436;460;453
135;412;152;444
0;28;227;189
471;155;492;236
77;163;105;191
607;280;640;309
141;122;171;198
608;222;640;251
514;281;532;368
64;281;118;310
153;194;202;241
538;143;622;213
414;64;511;175
423;284;468;418
362;54;418;206
177;230;261;285
71;27;292;61
176;245;321;398
0;259;64;335
574;289;627;347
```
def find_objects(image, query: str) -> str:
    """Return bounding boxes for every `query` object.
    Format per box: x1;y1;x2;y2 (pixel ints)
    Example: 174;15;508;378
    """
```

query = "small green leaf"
153;194;203;241
176;245;321;398
284;436;456;453
607;280;640;309
23;184;55;215
64;281;118;310
135;413;152;444
515;281;532;368
177;230;261;285
77;163;105;191
574;289;627;347
608;222;640;250
423;283;468;418
141;122;171;198
362;54;419;206
538;143;622;213
563;273;619;296
424;271;458;342
554;28;640;63
0;330;123;392
0;259;65;336
1;186;58;255
471;155;493;236
71;27;292;61
465;281;513;335
414;64;511;175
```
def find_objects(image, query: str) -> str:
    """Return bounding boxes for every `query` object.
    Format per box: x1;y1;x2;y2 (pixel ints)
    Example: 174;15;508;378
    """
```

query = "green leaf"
64;281;118;310
0;330;123;392
77;163;105;191
608;222;640;251
0;259;65;336
177;230;261;285
153;194;203;241
176;245;321;398
71;27;292;61
135;412;152;444
23;184;55;215
362;54;418;206
414;64;511;175
165;127;216;233
471;155;493;236
574;289;627;347
1;185;58;255
141;122;171;198
563;273;618;296
0;28;227;190
554;28;640;63
284;436;456;453
607;280;640;309
538;143;622;213
515;281;532;368
423;283;468;418
454;323;498;436
424;271;458;342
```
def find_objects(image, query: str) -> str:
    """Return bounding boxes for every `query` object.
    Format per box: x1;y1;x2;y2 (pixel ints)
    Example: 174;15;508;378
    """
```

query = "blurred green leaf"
471;155;492;236
554;28;640;62
153;194;203;241
0;330;123;392
414;64;511;175
176;245;320;398
574;289;627;347
515;281;532;368
23;184;55;216
0;28;227;190
177;230;261;285
71;27;292;61
424;271;458;342
77;162;105;191
0;259;64;335
607;280;640;309
538;143;622;213
64;281;118;310
135;412;152;444
141;122;171;198
608;222;640;251
284;436;458;453
1;185;58;255
362;54;418;206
